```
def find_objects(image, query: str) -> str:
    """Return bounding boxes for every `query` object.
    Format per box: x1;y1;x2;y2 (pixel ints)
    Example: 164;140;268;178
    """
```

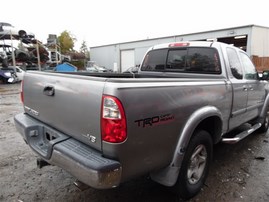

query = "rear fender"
150;106;222;186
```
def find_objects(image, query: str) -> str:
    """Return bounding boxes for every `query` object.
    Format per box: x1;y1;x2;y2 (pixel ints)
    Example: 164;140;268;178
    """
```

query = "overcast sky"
1;0;268;49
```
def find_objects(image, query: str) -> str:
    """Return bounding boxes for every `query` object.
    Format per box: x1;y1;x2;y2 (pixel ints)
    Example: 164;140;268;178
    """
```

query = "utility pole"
36;41;41;71
10;31;16;67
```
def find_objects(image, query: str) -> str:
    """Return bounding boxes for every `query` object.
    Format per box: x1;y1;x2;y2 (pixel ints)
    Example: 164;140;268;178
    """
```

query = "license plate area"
44;128;59;142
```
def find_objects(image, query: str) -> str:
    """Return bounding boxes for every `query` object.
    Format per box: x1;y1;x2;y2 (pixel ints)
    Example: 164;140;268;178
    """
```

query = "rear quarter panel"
102;78;232;182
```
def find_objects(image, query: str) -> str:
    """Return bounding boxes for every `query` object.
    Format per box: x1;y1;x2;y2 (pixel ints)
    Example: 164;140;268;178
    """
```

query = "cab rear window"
141;47;221;74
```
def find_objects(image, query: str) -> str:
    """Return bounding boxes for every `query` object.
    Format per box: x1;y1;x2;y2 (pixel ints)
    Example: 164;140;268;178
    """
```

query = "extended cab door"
238;51;266;118
226;47;249;129
227;47;266;130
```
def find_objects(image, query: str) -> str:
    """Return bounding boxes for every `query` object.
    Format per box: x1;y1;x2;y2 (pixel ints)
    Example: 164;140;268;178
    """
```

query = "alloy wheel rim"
187;144;207;185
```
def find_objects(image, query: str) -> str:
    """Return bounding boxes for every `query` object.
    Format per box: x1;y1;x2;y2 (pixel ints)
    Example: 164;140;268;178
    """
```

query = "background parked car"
14;66;25;81
85;61;113;72
0;67;18;83
123;66;139;73
86;66;113;72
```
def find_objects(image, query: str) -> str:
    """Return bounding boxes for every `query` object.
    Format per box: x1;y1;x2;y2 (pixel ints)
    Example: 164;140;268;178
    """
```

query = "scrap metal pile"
0;22;49;68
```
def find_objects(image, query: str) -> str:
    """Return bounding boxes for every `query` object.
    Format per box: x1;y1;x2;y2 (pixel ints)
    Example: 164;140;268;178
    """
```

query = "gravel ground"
1;83;269;202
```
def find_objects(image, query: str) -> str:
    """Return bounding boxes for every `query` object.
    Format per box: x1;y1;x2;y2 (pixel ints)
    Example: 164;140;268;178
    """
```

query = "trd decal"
135;114;174;127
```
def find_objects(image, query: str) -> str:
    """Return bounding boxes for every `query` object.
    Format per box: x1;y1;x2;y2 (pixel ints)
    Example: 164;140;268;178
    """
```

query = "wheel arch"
150;106;223;186
195;115;222;144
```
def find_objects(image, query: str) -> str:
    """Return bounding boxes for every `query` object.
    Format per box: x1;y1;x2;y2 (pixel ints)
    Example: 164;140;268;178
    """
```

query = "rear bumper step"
222;123;261;144
14;113;122;189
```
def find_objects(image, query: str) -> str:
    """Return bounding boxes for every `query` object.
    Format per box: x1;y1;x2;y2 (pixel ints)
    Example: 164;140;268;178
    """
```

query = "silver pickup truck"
14;41;269;200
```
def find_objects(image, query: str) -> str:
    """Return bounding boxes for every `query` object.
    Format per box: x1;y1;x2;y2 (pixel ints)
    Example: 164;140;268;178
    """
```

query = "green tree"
57;30;76;54
80;40;90;60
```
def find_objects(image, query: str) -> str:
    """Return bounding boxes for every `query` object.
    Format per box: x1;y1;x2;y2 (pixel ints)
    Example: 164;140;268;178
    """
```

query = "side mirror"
261;71;269;80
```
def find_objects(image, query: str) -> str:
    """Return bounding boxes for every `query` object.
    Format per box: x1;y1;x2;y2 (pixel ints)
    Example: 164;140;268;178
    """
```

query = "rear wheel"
172;130;213;200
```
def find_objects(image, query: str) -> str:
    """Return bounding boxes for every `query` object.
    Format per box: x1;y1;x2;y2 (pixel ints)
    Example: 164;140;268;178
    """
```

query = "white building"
90;25;269;72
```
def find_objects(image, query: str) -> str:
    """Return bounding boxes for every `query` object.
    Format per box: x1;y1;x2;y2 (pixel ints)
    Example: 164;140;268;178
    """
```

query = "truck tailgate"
22;71;106;151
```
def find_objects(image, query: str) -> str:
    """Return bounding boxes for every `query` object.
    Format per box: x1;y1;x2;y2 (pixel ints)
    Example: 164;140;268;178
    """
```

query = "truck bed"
22;70;228;156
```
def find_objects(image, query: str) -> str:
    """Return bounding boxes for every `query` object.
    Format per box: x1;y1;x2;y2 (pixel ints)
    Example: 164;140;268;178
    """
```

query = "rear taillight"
101;95;127;143
20;80;24;104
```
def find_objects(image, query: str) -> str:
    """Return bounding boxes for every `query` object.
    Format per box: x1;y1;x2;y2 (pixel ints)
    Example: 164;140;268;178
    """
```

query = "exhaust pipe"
73;179;89;191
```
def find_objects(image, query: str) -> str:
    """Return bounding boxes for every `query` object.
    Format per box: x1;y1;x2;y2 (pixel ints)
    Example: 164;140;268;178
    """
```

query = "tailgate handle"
43;86;55;96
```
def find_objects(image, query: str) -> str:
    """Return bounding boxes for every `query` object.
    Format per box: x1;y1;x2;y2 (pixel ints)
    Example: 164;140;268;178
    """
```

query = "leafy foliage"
57;31;76;54
80;40;90;60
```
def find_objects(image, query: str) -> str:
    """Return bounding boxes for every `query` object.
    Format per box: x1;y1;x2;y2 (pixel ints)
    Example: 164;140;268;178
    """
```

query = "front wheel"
172;130;213;200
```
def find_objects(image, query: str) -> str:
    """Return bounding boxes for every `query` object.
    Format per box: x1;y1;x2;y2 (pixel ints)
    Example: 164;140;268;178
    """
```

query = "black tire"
258;114;269;133
0;76;4;84
172;130;213;200
0;76;8;84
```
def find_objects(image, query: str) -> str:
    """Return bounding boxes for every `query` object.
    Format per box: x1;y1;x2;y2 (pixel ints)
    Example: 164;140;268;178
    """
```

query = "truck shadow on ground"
62;131;268;202
67;176;181;202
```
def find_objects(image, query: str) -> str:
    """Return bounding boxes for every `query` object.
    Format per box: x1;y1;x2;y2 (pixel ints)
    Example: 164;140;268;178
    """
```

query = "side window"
141;49;167;71
239;52;258;80
227;47;243;79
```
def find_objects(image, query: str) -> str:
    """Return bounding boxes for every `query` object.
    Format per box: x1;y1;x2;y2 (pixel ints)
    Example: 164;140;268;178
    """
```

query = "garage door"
121;49;135;72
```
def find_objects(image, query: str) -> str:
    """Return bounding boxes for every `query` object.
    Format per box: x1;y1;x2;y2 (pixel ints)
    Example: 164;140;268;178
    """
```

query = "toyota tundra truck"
14;41;269;200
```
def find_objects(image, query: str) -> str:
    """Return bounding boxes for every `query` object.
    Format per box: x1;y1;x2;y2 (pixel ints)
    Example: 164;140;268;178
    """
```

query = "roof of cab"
150;41;214;50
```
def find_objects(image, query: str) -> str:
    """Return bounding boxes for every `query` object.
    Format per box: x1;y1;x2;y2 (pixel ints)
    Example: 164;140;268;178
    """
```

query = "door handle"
43;86;55;96
243;85;248;91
